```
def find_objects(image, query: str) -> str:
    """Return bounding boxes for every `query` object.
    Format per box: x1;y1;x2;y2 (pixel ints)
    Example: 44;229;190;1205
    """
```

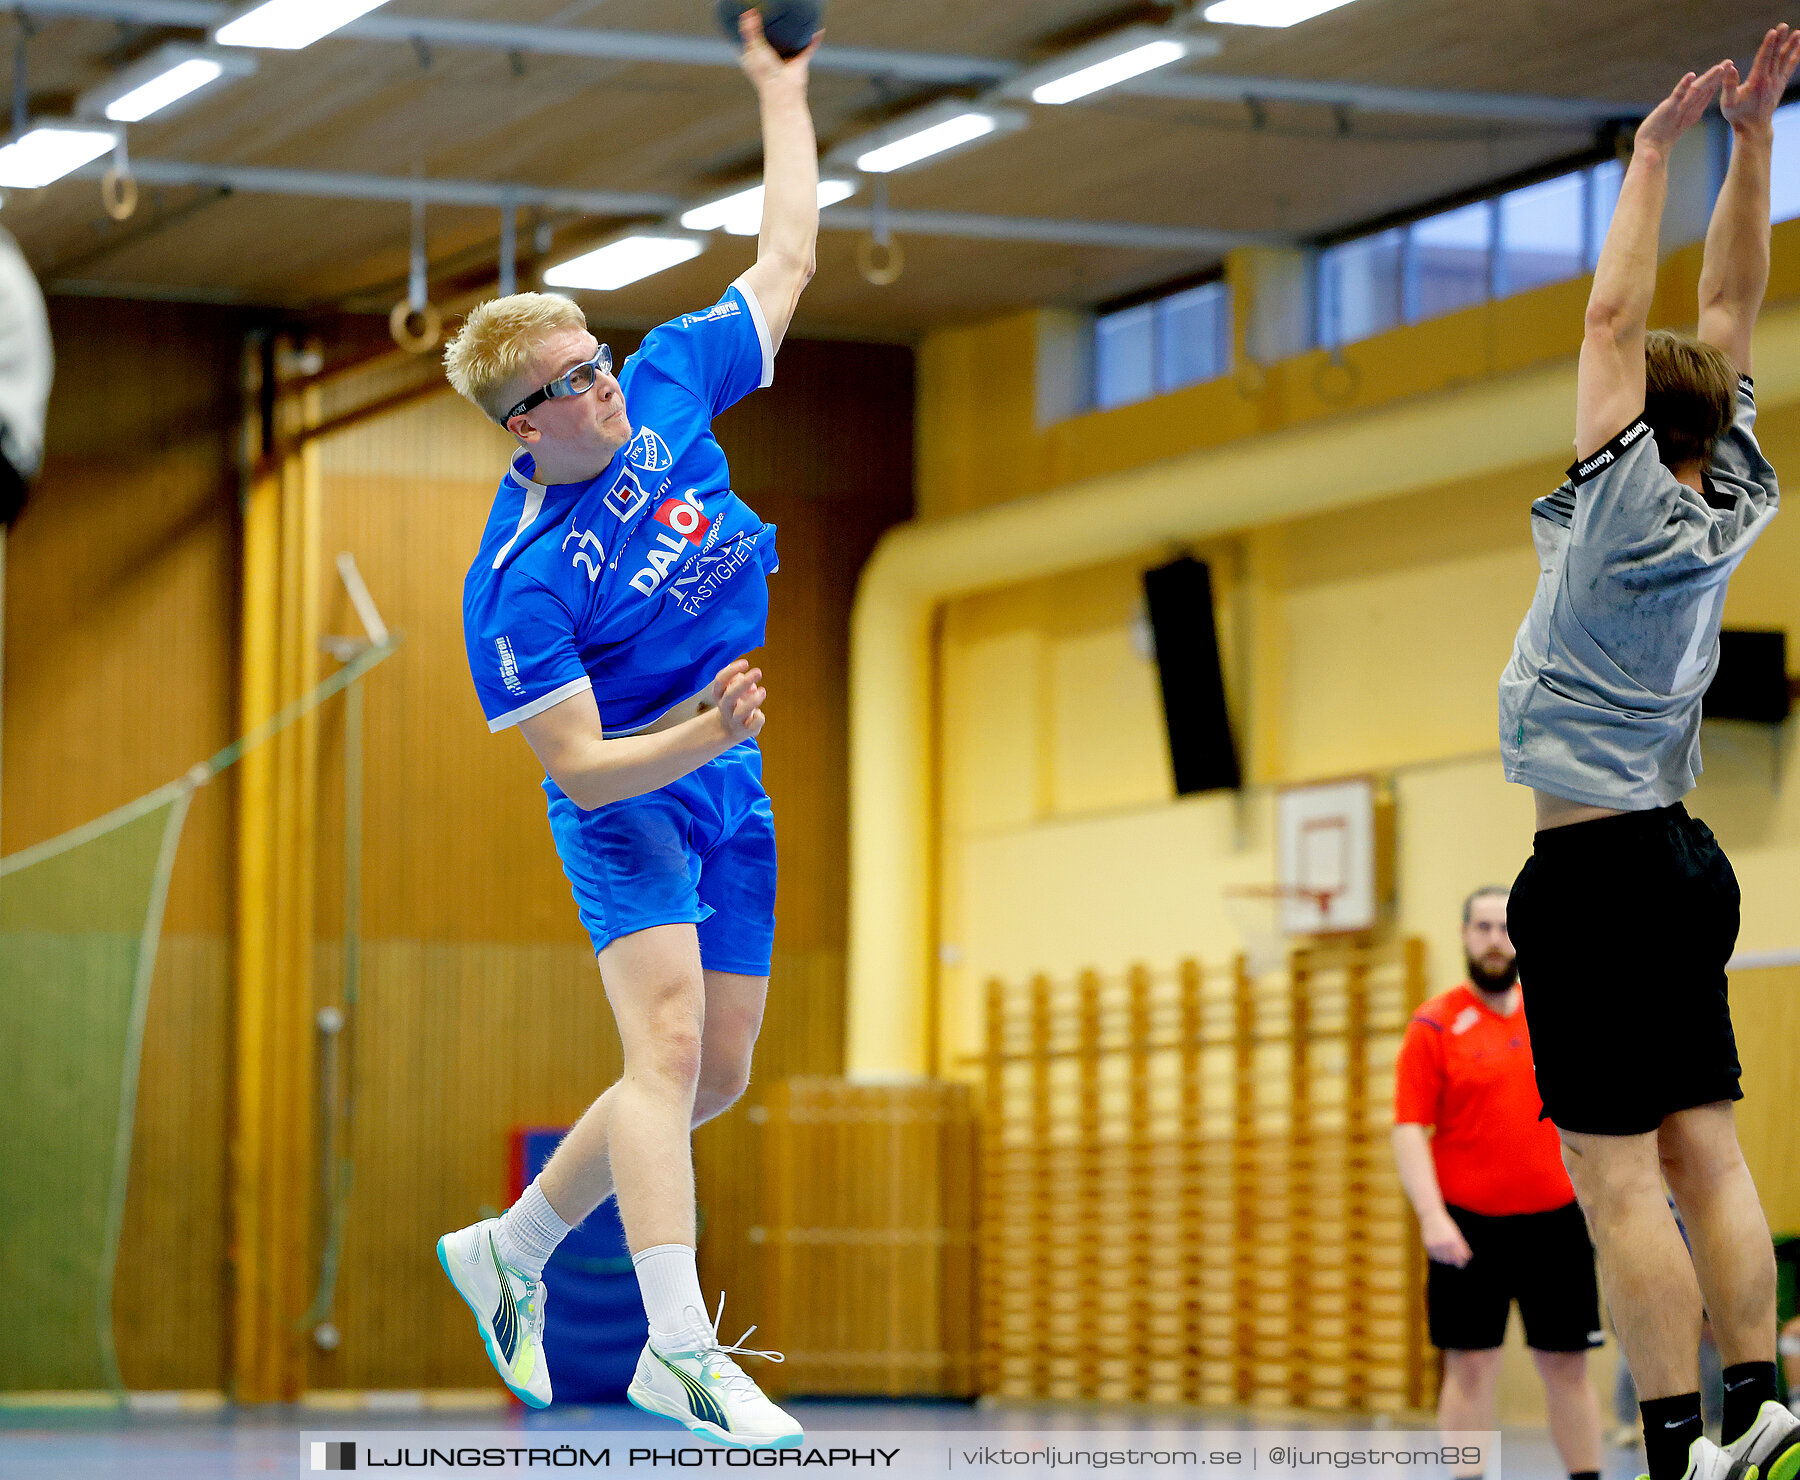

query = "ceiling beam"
820;206;1266;253
22;0;1651;122
92;156;683;216
1127;71;1643;124
74;156;1261;251
20;0;1015;86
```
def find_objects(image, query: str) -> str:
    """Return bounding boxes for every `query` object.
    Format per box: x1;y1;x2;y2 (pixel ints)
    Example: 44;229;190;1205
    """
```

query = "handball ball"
717;0;823;60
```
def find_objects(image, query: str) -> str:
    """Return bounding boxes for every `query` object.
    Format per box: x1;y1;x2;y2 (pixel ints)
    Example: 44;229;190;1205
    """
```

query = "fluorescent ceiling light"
827;101;1026;176
0;125;116;189
838;102;1027;175
1202;0;1360;27
543;233;706;291
681;178;856;236
1001;26;1217;106
859;113;993;172
107;59;223;120
216;0;393;50
1031;38;1188;104
79;46;257;123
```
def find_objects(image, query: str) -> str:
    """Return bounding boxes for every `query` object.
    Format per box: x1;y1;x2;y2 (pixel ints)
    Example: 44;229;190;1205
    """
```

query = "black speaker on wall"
1704;629;1790;723
1143;556;1241;795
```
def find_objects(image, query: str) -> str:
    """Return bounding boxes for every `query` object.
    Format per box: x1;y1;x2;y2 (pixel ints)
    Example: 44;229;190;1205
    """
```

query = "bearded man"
1392;886;1605;1480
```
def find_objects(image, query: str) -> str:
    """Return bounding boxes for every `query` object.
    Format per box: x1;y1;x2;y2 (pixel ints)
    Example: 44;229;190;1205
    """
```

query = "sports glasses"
505;343;613;423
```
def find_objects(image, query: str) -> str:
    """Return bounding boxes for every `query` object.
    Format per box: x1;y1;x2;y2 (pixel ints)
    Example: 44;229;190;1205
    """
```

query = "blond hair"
1644;329;1738;470
443;292;589;423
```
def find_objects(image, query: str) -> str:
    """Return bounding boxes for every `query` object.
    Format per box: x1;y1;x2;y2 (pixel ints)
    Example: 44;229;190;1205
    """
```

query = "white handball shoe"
435;1220;552;1408
1641;1435;1754;1480
626;1294;802;1449
1727;1400;1800;1480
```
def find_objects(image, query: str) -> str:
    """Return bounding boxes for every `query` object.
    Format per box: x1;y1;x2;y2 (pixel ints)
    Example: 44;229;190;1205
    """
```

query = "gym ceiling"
3;0;1779;336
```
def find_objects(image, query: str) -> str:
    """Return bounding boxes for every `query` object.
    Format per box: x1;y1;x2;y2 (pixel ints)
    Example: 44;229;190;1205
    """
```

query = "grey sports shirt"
1499;377;1778;809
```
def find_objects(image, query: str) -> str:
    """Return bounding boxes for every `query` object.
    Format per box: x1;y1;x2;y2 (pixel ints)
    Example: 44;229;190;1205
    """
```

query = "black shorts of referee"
1509;803;1742;1135
1428;1201;1603;1352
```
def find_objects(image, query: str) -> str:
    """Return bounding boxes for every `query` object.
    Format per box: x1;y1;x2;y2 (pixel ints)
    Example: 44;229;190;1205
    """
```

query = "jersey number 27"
563;527;605;581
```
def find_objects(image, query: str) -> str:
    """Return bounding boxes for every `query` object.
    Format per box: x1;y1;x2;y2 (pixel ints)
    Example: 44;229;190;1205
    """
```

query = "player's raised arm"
1576;65;1727;461
733;9;821;353
1698;25;1800;377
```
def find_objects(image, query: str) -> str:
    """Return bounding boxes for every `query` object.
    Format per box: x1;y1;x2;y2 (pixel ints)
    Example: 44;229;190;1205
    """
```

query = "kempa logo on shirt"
1451;1006;1481;1036
1573;419;1650;480
495;636;525;696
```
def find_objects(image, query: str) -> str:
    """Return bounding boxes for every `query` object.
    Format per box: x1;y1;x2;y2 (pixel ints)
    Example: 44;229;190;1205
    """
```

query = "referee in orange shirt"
1392;886;1604;1480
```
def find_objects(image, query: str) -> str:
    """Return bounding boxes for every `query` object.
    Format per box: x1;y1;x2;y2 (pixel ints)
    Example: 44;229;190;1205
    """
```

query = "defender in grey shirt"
1500;31;1800;1480
1499;375;1777;809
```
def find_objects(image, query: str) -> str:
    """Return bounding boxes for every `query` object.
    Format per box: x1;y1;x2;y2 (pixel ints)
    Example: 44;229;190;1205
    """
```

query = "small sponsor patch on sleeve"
495;635;525;696
1566;417;1652;485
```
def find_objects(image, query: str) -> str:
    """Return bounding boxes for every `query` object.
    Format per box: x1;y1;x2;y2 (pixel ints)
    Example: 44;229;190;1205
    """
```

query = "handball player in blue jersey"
435;12;818;1447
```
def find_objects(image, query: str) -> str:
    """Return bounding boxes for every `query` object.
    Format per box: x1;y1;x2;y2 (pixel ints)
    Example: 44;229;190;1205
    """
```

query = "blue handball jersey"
462;280;779;745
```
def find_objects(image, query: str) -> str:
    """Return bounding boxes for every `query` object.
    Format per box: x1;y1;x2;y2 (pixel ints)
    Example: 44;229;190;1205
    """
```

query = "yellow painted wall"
934;405;1800;998
918;220;1800;522
930;365;1800;1234
895;162;1800;1425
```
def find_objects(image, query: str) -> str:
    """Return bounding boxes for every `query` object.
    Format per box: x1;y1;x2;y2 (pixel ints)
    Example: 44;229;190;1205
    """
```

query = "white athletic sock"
492;1176;572;1281
633;1243;709;1347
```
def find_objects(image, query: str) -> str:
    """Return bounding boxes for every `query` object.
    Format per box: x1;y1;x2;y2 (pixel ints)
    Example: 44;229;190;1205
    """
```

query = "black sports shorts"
1507;802;1742;1137
1427;1201;1602;1352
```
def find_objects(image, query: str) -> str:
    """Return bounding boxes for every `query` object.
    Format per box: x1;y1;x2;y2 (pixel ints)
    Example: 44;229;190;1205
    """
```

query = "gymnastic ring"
856;235;904;287
389;299;442;354
1232;358;1269;400
101;167;138;223
1311;352;1361;406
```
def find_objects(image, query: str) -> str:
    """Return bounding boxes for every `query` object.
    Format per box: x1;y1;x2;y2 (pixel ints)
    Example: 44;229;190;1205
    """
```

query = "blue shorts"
544;742;776;976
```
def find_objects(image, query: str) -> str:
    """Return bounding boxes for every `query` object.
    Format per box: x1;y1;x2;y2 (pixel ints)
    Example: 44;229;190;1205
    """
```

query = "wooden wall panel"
753;1078;978;1398
110;934;232;1388
4;297;245;925
306;333;912;1388
306;940;622;1389
3;298;246;1390
1732;965;1800;1235
979;941;1429;1412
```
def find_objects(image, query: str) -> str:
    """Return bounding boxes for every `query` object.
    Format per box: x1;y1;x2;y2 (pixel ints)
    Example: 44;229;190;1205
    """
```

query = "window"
1317;157;1627;347
1586;159;1623;268
1095;304;1155;409
1318;227;1404;346
1498;171;1585;295
1094;279;1232;410
1410;200;1491;320
1158;282;1232;393
1773;100;1800;224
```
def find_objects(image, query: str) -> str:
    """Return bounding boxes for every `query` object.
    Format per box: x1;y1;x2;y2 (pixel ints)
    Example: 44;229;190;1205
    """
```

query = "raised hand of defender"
1721;24;1800;133
711;661;766;743
737;8;822;93
1634;63;1730;158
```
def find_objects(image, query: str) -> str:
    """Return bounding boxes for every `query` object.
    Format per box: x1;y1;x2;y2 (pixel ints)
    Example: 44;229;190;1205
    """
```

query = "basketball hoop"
1221;882;1341;978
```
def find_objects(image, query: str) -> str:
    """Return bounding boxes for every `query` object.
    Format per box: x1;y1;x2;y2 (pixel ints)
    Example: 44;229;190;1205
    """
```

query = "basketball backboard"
1275;777;1386;935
